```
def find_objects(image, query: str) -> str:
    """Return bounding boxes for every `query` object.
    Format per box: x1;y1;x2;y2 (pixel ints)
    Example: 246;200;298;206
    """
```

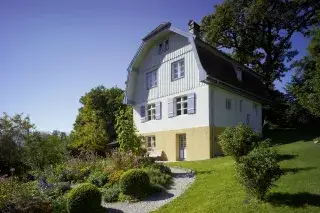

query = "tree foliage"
70;86;125;153
23;131;68;171
287;27;320;116
0;113;35;174
115;106;145;155
201;0;320;88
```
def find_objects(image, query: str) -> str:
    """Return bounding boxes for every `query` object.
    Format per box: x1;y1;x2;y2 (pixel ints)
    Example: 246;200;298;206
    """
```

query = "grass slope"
154;137;320;213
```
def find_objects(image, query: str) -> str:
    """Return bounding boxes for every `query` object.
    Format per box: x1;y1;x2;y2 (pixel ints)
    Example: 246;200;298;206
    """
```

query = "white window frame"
172;59;185;80
239;100;243;112
146;70;157;89
176;95;188;116
147;103;156;121
158;39;169;54
253;103;258;116
226;98;232;110
236;67;242;81
146;136;156;151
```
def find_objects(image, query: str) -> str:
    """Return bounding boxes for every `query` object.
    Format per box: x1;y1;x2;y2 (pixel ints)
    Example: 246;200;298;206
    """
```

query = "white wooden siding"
210;86;262;133
133;33;205;104
134;85;210;133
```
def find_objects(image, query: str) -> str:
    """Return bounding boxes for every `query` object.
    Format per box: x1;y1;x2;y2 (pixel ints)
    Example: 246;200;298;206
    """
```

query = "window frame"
226;98;232;110
175;95;188;116
158;39;169;54
147;103;156;121
146;136;156;151
146;70;157;89
239;100;243;112
171;58;185;81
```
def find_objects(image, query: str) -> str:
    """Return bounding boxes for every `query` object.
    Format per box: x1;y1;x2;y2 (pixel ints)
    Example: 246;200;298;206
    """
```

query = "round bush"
218;123;259;161
119;169;150;199
66;183;102;213
236;146;282;200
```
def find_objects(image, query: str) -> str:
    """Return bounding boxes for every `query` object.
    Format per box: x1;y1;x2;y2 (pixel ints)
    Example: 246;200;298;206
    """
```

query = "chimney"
188;20;200;37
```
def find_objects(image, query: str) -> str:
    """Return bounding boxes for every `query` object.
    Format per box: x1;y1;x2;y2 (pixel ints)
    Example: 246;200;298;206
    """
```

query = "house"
124;21;269;161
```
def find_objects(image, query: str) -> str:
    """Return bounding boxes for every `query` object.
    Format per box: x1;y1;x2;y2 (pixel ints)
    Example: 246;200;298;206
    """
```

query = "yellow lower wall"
142;126;228;161
142;126;212;161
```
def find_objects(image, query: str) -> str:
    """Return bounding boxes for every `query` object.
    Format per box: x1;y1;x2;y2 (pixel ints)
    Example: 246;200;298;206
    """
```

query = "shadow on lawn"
281;167;316;175
146;191;174;201
267;129;318;145
277;154;297;162
267;192;320;207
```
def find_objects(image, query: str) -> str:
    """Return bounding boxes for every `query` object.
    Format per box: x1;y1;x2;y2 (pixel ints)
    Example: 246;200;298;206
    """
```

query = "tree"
0;113;35;174
70;86;125;153
201;0;320;88
23;131;68;171
115;106;145;155
288;27;320;116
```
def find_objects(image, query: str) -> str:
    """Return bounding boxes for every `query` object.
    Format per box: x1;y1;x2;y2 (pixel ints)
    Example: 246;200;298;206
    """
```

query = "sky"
0;0;310;132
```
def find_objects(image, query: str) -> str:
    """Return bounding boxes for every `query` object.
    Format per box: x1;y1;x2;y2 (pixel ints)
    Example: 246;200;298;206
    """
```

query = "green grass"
153;136;320;213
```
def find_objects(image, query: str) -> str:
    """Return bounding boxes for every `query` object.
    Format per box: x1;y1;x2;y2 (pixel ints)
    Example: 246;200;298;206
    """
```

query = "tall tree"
287;27;320;116
201;0;319;88
70;86;125;153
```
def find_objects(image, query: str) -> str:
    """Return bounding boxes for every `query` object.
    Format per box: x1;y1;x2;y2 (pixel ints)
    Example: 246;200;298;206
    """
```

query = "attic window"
158;39;169;54
236;67;242;81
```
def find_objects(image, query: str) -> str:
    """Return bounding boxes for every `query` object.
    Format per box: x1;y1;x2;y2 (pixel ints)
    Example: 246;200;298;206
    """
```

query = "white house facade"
124;21;268;161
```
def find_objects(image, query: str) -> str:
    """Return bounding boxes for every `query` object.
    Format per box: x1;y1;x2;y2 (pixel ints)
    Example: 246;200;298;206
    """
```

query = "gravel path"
103;167;195;213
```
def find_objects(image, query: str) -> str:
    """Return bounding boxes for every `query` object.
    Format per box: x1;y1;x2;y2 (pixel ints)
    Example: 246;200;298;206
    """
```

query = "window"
235;67;242;81
226;99;232;110
147;103;156;121
146;136;156;151
176;96;188;116
246;114;250;125
146;70;157;89
158;39;169;54
239;100;243;112
172;59;185;80
253;103;258;116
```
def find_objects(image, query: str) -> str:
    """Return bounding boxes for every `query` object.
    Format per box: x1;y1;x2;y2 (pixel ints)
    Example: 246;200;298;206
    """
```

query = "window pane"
180;71;185;77
177;103;181;109
174;73;178;79
183;102;187;109
183;96;187;101
183;109;188;114
176;97;181;102
177;110;181;115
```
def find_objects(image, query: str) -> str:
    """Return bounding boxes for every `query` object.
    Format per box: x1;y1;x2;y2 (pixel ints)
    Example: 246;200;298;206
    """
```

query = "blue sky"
0;0;309;132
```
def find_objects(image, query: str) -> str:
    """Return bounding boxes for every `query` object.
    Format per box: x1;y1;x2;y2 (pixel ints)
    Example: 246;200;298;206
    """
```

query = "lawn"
154;133;320;213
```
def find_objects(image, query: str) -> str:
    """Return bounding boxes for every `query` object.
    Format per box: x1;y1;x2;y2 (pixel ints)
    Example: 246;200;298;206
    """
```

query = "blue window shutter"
140;105;146;123
155;101;162;120
187;93;196;114
168;98;174;118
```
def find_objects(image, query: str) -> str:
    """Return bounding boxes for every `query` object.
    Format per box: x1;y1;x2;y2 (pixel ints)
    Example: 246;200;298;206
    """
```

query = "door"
179;134;187;160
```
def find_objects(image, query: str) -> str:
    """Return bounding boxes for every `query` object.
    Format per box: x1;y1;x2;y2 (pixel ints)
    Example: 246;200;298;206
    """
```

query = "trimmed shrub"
236;146;282;200
119;169;150;199
101;183;121;203
143;166;172;188
107;170;124;186
66;183;102;213
218;123;259;161
87;171;108;187
52;196;68;213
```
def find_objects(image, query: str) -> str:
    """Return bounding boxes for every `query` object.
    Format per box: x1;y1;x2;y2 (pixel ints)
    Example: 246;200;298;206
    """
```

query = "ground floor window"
178;134;187;160
146;136;156;151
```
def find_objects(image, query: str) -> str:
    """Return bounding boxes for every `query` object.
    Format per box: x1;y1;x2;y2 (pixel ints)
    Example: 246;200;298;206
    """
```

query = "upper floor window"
236;67;242;81
253;103;258;115
158;39;169;54
146;136;156;151
172;59;185;80
176;96;188;116
246;114;251;125
239;100;243;112
226;98;232;110
147;103;156;121
146;70;157;89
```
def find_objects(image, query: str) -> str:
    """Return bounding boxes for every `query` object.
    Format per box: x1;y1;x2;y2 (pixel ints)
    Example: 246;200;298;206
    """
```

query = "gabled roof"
124;22;269;105
195;39;269;101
